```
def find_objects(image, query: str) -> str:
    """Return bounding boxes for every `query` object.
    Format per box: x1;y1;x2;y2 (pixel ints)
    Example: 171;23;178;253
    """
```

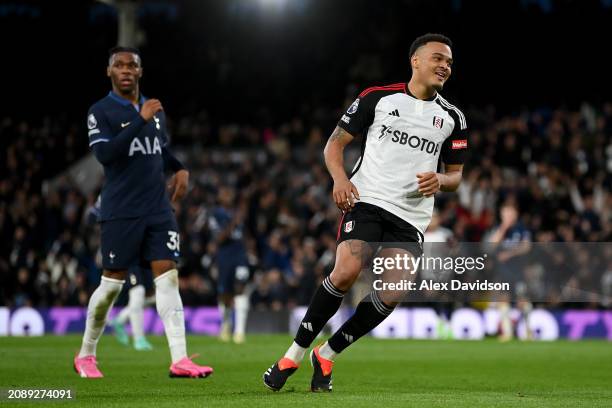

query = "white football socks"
155;269;187;363
319;341;338;361
219;303;232;337
144;294;156;307
499;302;513;341
284;341;307;364
127;285;146;339
114;304;130;325
233;294;250;337
79;276;125;358
219;304;232;326
114;285;144;325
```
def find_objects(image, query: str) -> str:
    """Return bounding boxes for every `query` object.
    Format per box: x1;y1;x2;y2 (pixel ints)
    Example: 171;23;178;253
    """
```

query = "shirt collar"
404;82;437;102
108;91;146;107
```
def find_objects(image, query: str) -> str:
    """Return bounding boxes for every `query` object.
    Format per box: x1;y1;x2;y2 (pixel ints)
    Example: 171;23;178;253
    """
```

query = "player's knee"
151;260;177;278
219;294;233;307
103;269;128;281
329;265;360;291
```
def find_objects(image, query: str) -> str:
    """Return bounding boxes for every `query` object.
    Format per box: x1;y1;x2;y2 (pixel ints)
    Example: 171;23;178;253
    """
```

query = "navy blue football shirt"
208;207;247;255
87;91;183;220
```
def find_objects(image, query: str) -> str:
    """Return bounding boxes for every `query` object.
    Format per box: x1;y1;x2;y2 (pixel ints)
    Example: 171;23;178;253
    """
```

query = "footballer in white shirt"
264;33;468;392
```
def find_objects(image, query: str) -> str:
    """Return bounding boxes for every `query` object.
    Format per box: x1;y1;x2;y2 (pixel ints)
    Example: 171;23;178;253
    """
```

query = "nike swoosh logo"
121;122;130;128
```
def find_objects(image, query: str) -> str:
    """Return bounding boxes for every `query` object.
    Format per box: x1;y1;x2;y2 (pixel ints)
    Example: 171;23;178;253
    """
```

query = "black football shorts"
336;202;424;256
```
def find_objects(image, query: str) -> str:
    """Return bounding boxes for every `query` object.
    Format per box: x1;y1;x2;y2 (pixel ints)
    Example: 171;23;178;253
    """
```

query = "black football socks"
327;290;394;353
294;276;346;348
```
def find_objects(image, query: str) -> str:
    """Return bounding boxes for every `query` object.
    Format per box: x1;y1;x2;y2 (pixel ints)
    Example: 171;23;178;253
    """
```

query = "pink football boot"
169;355;213;378
74;355;104;378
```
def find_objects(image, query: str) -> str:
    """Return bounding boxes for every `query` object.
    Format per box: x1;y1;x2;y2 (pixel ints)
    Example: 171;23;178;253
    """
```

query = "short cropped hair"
409;33;452;58
108;46;141;65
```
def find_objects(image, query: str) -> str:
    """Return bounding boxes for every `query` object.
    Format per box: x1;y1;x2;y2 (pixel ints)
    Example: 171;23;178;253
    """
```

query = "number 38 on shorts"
100;210;182;269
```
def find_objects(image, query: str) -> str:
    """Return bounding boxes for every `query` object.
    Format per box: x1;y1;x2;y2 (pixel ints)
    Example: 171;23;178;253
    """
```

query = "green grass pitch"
1;334;611;407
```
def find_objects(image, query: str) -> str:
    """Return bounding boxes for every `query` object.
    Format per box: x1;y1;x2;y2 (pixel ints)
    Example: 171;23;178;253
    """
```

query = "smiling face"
107;52;142;95
411;41;453;91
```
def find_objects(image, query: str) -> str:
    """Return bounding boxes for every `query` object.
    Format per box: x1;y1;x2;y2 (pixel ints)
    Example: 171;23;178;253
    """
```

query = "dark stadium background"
3;0;611;121
2;3;612;406
0;0;610;331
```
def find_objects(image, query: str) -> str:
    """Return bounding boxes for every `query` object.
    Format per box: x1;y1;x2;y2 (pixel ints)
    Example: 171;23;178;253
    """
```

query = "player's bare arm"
417;163;463;197
324;126;360;212
168;169;189;203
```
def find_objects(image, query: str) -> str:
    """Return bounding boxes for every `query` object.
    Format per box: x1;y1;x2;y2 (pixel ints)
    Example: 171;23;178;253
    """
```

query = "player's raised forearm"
324;126;354;182
439;169;462;192
488;226;507;245
92;116;146;165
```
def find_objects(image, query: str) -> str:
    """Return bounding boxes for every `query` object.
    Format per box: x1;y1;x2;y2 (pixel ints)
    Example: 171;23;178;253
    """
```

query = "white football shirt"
338;83;468;234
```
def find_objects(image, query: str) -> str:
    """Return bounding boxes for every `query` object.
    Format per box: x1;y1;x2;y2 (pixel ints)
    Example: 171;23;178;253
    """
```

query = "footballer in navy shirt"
208;187;251;344
75;46;213;379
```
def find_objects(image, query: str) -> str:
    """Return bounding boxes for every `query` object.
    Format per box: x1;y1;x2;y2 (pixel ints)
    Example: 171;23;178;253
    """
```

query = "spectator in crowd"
0;101;611;308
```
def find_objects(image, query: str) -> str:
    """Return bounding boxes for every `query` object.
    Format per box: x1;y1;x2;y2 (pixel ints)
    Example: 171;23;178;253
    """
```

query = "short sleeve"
87;105;113;148
337;91;377;136
441;110;468;165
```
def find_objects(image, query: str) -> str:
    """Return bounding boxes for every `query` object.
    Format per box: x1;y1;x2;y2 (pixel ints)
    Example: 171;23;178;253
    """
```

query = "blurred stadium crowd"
1;99;611;308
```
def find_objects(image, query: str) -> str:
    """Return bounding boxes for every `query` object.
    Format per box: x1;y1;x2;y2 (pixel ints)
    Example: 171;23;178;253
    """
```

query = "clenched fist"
140;99;163;121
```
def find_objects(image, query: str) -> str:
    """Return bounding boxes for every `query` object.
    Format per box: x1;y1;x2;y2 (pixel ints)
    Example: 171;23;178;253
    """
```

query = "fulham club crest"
433;116;444;129
344;221;355;233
